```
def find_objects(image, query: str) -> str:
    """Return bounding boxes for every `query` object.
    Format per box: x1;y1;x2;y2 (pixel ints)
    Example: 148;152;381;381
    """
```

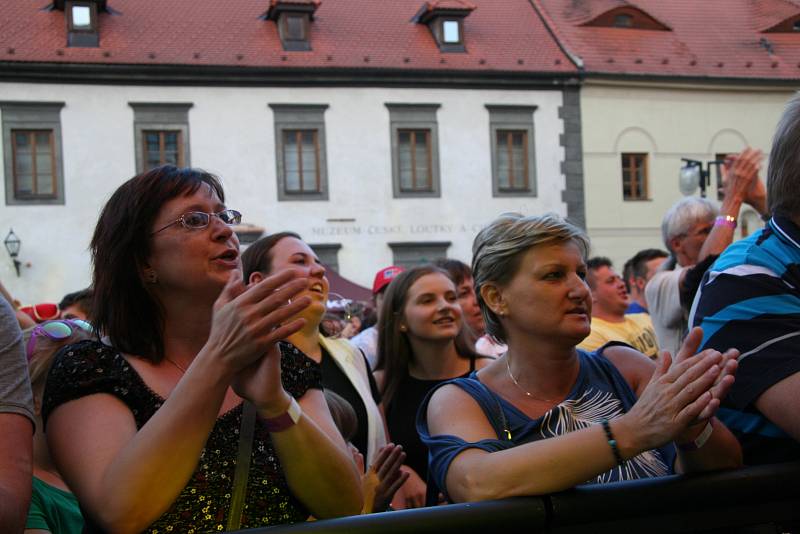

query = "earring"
145;270;158;284
399;325;407;332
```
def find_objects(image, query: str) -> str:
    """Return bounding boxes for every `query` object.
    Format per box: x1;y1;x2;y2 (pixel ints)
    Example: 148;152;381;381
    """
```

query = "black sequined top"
42;340;322;533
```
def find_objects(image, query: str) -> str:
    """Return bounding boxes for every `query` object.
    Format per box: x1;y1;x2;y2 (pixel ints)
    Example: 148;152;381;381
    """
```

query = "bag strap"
227;400;257;531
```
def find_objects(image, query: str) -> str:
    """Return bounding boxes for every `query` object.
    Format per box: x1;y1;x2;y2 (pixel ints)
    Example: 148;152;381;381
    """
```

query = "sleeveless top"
386;355;477;481
417;347;676;501
42;340;321;533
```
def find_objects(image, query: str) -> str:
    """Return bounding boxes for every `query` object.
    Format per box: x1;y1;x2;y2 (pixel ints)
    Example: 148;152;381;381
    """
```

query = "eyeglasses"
151;209;242;235
26;319;93;361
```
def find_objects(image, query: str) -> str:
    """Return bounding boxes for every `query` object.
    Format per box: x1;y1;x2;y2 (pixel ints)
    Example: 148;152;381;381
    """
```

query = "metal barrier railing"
234;462;800;533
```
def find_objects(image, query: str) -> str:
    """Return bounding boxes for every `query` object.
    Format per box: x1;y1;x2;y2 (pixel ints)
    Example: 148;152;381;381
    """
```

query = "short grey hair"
660;197;717;253
471;212;590;344
768;93;800;218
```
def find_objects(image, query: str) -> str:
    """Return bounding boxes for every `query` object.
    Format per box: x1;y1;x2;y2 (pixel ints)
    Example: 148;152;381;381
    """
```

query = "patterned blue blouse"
417;346;676;502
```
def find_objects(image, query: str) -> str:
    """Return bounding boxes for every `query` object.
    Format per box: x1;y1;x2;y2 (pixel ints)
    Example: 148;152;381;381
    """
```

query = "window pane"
398;131;413;190
145;132;159;149
635;161;645;198
283;130;301;192
71;5;91;28
414;132;430;189
163;132;179;165
442;20;460;43
510;132;526;188
301;131;318;192
13;131;33;194
497;132;510;189
14;131;29;148
614;14;633;28
621;153;647;200
36;130;54;194
35;131;51;148
285;15;305;40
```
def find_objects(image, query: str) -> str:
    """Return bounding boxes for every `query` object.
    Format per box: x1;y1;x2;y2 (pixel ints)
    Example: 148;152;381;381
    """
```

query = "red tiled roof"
426;0;477;12
534;0;800;80
555;0;632;25
752;0;800;31
269;0;320;6
0;0;575;75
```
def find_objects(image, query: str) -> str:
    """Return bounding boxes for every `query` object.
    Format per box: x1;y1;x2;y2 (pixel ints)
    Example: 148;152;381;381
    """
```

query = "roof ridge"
528;0;584;70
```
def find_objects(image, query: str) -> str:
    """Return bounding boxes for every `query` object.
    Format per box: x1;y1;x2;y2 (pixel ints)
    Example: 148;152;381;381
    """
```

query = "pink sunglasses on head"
26;319;93;361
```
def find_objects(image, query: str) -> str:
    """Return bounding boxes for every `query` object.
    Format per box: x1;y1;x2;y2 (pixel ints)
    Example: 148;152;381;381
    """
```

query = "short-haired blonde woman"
418;213;743;503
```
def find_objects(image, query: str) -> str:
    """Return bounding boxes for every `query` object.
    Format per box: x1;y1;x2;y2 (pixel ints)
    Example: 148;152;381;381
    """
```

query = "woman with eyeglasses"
42;166;361;533
418;213;743;504
24;319;93;534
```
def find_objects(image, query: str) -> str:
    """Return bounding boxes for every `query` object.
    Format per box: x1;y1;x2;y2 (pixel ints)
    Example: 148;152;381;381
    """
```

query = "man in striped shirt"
690;95;800;464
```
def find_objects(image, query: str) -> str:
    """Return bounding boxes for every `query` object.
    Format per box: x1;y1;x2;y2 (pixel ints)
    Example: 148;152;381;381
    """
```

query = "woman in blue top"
418;213;743;503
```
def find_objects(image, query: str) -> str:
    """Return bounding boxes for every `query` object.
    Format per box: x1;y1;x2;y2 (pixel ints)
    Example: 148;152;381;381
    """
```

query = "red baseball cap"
372;266;404;295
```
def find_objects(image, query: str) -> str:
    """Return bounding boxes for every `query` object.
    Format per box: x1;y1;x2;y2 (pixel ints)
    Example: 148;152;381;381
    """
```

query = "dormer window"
53;0;104;47
264;0;320;52
442;19;462;43
613;14;633;28
764;15;800;33
413;1;476;52
70;4;92;28
583;7;670;31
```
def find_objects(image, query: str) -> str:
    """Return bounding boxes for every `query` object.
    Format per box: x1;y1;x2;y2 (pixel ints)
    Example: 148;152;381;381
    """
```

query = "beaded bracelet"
601;419;625;465
714;214;737;229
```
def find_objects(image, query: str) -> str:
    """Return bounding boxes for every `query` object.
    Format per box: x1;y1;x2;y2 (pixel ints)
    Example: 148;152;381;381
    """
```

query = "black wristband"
601;419;625;465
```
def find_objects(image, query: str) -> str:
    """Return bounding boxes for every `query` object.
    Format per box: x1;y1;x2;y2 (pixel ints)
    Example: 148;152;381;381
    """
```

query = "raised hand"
720;147;763;206
365;444;409;513
672;327;738;421
204;268;311;380
619;329;733;453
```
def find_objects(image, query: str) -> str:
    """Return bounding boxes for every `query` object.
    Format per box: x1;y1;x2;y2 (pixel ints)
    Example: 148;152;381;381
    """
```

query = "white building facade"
0;82;578;302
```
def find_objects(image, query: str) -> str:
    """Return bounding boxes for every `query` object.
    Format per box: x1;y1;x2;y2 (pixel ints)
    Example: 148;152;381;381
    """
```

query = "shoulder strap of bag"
227;400;257;531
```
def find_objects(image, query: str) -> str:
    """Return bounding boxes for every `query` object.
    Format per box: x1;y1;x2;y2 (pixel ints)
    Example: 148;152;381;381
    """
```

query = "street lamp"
3;228;22;277
679;158;724;198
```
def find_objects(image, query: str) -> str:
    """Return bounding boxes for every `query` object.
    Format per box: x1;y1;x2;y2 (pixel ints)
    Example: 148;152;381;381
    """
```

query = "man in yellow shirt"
578;257;659;359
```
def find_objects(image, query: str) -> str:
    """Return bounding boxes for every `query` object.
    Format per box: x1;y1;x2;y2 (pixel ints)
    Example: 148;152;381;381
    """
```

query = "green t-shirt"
26;476;84;534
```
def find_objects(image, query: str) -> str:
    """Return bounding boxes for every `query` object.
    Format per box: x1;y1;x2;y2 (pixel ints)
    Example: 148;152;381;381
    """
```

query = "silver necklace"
506;354;559;403
165;357;187;374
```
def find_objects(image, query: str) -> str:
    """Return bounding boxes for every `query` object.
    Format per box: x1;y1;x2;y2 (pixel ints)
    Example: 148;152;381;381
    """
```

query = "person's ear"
480;283;508;317
669;236;683;256
635;277;646;292
248;271;265;286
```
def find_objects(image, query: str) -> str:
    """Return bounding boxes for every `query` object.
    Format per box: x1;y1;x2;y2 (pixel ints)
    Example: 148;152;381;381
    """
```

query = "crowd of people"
2;94;800;533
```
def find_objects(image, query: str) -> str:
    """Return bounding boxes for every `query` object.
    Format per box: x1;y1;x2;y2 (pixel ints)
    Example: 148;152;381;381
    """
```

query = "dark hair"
324;390;358;442
433;258;472;287
585;256;612;290
91;165;225;362
58;288;93;318
623;248;668;289
241;231;302;282
376;265;479;410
